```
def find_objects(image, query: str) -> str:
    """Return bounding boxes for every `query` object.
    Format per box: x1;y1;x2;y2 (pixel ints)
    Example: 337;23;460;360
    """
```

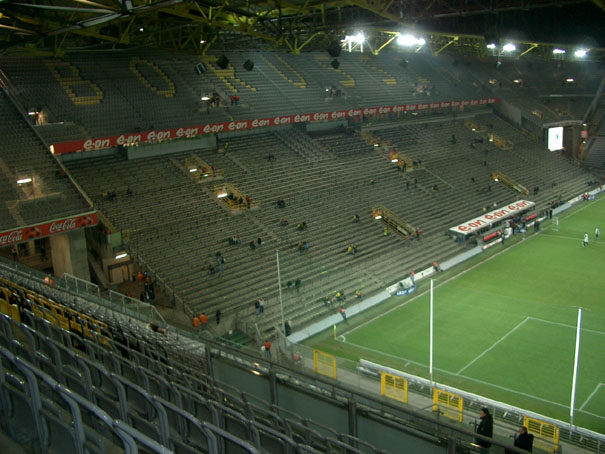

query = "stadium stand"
63;107;595;337
0;89;92;231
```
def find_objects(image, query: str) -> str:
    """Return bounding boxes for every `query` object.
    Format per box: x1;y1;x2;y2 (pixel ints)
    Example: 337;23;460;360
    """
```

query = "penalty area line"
456;317;530;375
579;383;604;411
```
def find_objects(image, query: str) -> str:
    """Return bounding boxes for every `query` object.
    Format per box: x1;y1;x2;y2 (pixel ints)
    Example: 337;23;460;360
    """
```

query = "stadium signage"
0;212;98;246
52;97;499;154
449;200;535;235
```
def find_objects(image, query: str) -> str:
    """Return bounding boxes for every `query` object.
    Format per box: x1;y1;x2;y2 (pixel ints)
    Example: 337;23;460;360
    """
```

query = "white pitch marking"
579;383;604;411
456;317;530;375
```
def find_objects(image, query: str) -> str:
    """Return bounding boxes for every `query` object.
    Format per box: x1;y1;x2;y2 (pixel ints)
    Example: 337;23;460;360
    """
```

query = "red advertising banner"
51;98;499;154
449;200;534;235
0;212;98;246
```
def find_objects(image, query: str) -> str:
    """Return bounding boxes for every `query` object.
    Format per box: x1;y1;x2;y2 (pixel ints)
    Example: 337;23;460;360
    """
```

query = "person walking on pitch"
596;227;600;240
583;232;589;247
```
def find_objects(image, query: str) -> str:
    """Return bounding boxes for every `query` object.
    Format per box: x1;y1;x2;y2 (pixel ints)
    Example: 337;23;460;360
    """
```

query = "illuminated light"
471;128;476;131
566;78;574;82
115;252;128;259
574;49;587;58
373;143;380;147
27;109;39;115
489;137;494;142
250;370;262;376
139;27;144;32
17;178;32;184
391;159;398;163
513;79;521;83
486;43;497;49
200;40;206;44
203;174;209;177
189;168;198;173
494;178;499;182
502;43;516;52
374;215;382;220
201;96;210;101
397;34;425;47
354;33;365;44
325;88;329;92
553;48;566;54
49;145;55;154
217;192;228;198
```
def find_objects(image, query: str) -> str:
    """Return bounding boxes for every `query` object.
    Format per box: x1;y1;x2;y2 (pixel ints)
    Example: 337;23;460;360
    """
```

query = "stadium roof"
0;0;603;60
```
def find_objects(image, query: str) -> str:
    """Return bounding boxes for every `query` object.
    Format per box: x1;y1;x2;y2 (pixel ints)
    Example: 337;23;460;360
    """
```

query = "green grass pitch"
305;195;605;434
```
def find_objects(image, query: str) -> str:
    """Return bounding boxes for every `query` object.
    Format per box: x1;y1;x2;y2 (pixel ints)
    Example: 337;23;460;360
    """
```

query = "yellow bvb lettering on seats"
129;57;176;98
45;60;103;105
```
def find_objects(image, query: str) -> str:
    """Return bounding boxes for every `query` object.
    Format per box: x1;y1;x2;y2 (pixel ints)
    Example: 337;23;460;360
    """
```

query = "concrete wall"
50;228;90;281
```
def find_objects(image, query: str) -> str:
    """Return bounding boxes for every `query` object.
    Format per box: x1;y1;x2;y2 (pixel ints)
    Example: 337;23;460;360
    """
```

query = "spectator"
215;309;221;325
11;245;17;261
149;319;169;335
259;298;265;313
280;217;288;226
199;313;208;327
284;320;292;336
353;214;360;223
338;306;347;321
218;255;225;271
208;263;216;275
354;289;364;299
263;340;271;359
249;240;256;250
475;408;493;453
295;279;301;293
302;241;309;251
193;316;200;328
512;426;534;453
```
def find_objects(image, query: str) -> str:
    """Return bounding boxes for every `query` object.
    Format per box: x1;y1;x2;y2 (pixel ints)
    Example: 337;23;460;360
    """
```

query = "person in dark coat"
513;426;533;452
475;407;493;452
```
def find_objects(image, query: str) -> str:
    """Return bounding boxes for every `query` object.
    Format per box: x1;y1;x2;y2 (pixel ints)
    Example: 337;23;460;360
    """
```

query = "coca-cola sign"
51;98;500;154
0;212;98;246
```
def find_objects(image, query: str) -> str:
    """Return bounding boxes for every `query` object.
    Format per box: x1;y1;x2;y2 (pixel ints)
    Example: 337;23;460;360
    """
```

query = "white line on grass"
580;383;604;411
529;317;605;336
340;235;540;338
456;317;530;375
341;194;603;340
344;338;605;419
545;233;605;245
343;338;605;419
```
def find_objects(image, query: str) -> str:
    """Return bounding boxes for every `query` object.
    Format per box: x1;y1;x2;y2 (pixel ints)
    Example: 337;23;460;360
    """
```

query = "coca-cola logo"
50;218;76;233
0;230;23;245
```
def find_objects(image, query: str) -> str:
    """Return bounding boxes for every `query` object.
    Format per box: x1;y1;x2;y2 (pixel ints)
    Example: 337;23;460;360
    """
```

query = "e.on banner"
449;200;535;235
51;98;499;154
0;212;98;246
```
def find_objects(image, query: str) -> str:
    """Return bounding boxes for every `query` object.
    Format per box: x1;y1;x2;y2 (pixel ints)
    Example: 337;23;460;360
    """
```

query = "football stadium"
0;1;603;453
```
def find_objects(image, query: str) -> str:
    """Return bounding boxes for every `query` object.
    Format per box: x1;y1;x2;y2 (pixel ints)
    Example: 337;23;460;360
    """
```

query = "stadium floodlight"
115;252;128;259
354;33;365;44
486;43;497;49
17;177;32;184
502;43;516;52
397;34;425;47
553;48;566;54
574;49;587;58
